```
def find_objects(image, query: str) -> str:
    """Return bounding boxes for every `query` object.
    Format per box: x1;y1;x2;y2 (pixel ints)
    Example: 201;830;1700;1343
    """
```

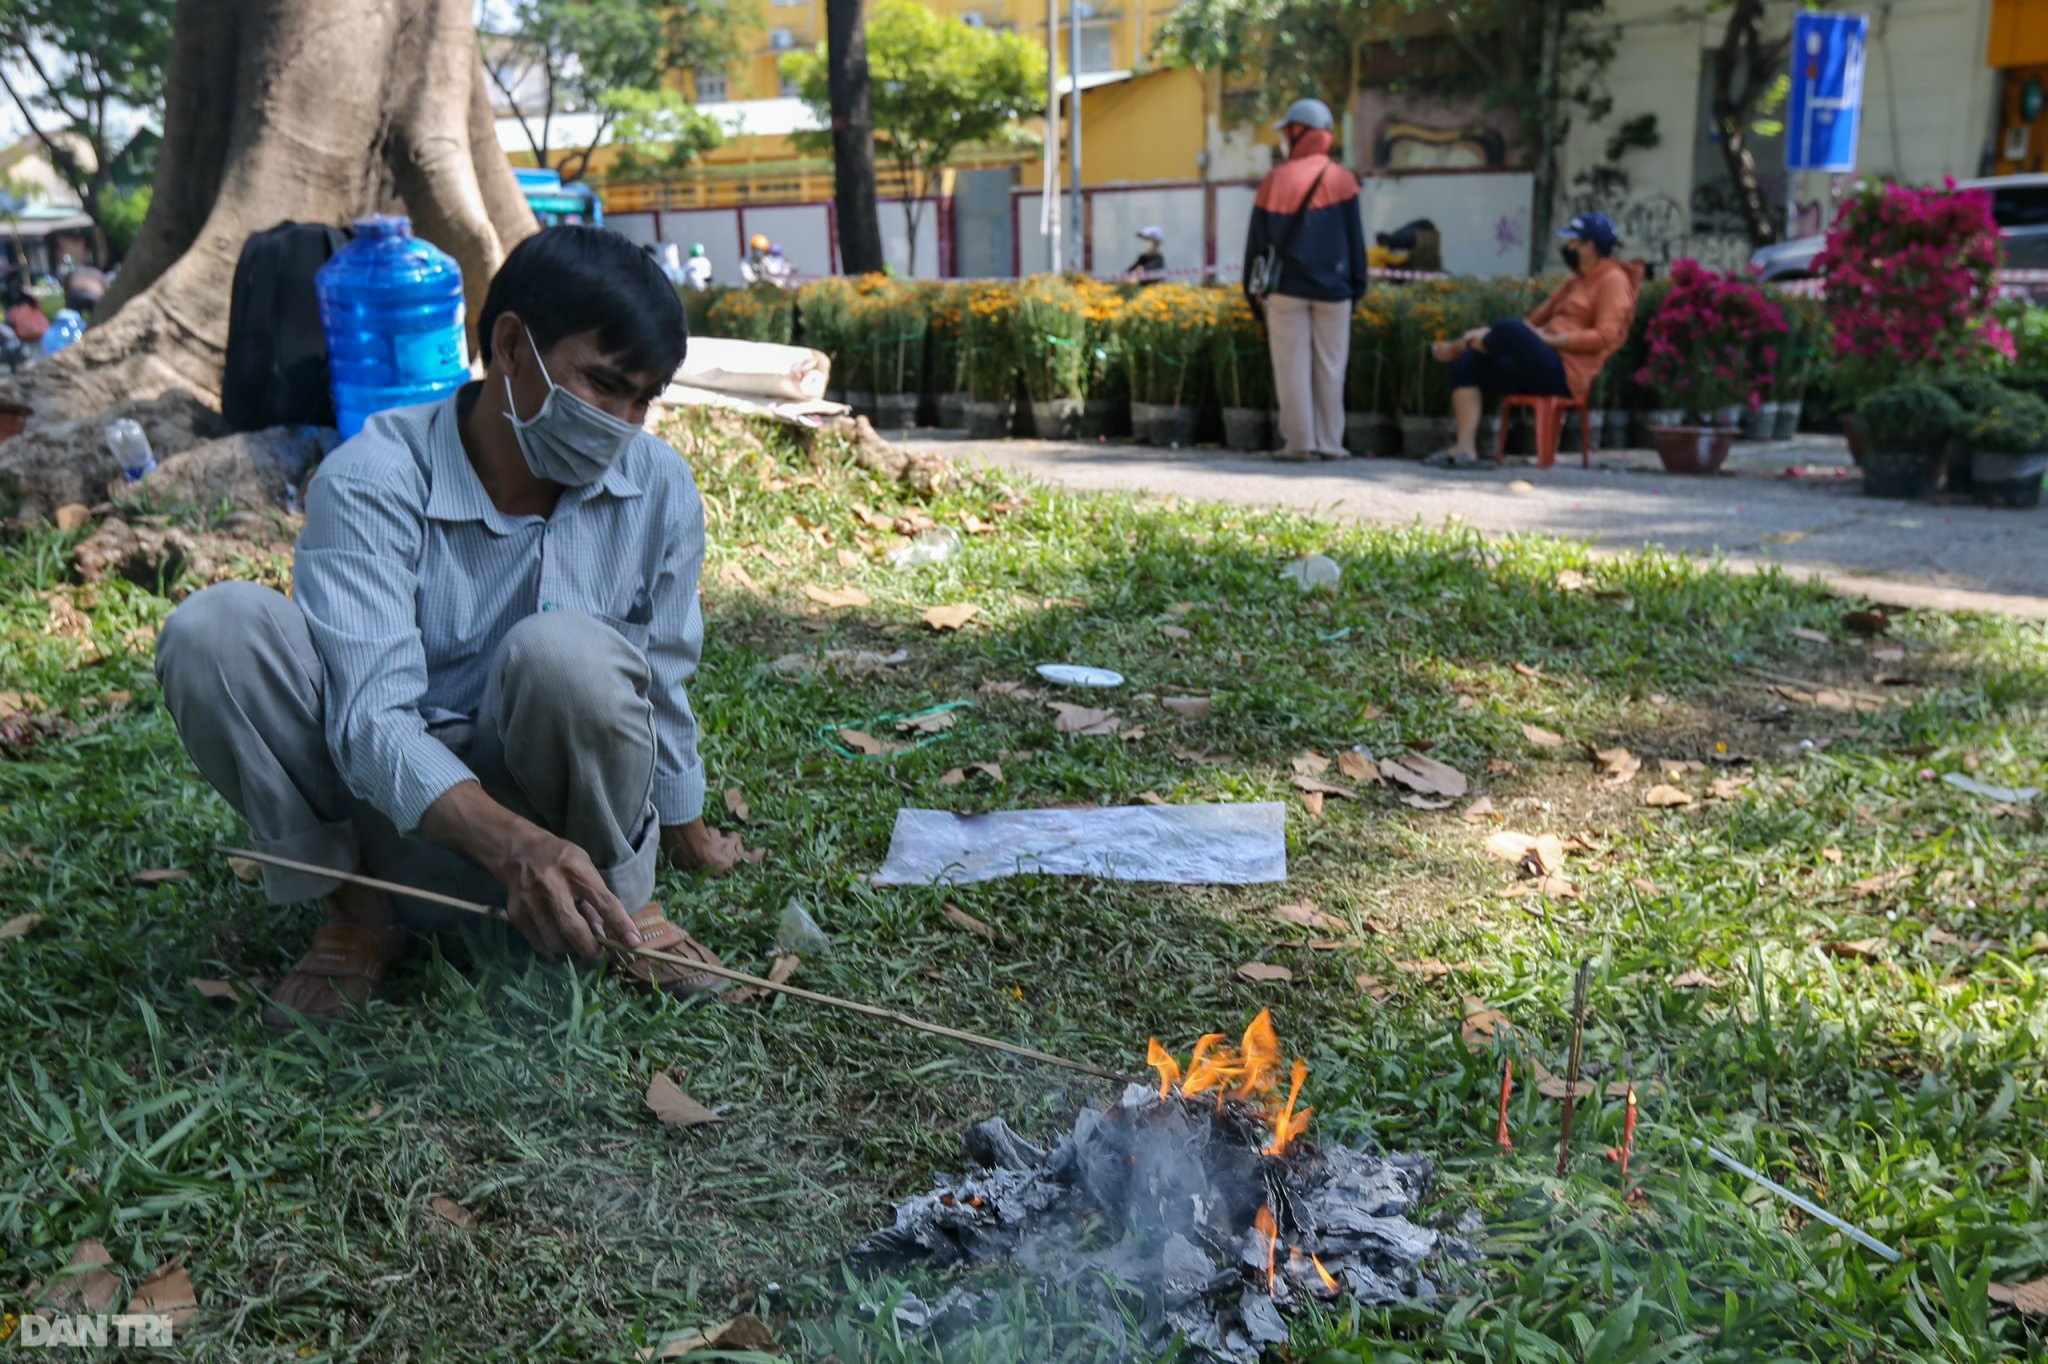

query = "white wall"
1358;173;1534;275
742;203;834;277
1090;185;1205;276
877;198;945;279
1214;182;1259;284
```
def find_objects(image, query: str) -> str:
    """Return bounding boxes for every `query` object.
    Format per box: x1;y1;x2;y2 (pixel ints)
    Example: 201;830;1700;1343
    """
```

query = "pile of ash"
853;1082;1463;1362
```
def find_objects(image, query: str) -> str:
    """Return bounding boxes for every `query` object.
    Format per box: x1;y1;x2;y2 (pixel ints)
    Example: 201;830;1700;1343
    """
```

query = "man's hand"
419;781;642;960
662;818;743;876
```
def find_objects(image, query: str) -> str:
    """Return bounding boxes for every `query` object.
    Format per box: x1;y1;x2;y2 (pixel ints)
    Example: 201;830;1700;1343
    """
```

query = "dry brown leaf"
1824;937;1888;961
0;912;44;942
1050;703;1121;737
126;1261;198;1325
1299;790;1326;817
837;727;887;756
429;1195;476;1230
943;904;997;941
130;868;191;886
1166;601;1199;616
1536;1075;1599;1100
38;1238;121;1313
803;583;872;610
53;502;93;531
43;591;93;641
1487;758;1517;775
1629;876;1663;897
1120;725;1148;744
1643;784;1694;808
1136;791;1169;806
1402;794;1454;810
922;603;979;631
1663;759;1706;776
716;561;761;591
1336;749;1378;782
1460;1001;1512;1051
1707;776;1750;801
767;954;800;984
1233;961;1294;984
937;768;967;786
225;855;261;883
640;1313;780;1361
1292;774;1359;799
1535;874;1579;899
1850;867;1914;897
1555;569;1588;591
1521;722;1566;748
1870;644;1907;663
1484;830;1568;877
0;688;43;721
1356;972;1393;1001
1455;693;1480;711
1172;745;1228;766
1672;969;1720;989
1593;746;1641;786
1272;901;1345;934
1787;626;1831;644
1290;751;1332;776
1162;696;1210;720
1988;1277;2048;1316
723;788;752;823
186;978;247;1004
971;761;1004;782
1379;753;1469;798
645;1073;722;1128
1461;796;1496;823
1160;624;1193;641
897;710;958;735
1397;958;1460;979
1511;662;1543;680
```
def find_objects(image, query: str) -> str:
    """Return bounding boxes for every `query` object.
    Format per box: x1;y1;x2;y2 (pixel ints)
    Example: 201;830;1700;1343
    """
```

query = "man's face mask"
503;325;639;487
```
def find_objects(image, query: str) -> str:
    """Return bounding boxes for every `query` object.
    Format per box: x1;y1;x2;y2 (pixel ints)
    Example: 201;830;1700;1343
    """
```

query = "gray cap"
1273;97;1334;132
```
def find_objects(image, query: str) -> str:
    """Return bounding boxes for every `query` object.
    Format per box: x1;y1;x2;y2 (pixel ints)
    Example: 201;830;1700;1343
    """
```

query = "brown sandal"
261;921;407;1029
618;904;729;997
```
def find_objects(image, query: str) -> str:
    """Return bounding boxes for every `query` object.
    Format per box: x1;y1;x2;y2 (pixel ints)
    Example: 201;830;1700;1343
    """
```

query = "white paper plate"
1035;664;1125;688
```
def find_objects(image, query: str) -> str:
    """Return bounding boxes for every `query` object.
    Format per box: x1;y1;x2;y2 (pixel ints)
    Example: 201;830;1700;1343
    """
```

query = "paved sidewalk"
906;431;2048;619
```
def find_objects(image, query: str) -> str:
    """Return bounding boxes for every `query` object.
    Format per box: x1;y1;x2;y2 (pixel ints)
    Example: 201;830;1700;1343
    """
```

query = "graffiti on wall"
1563;184;1826;275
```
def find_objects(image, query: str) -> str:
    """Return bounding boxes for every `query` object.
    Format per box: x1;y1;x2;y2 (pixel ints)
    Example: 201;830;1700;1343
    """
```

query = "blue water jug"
316;216;470;438
40;308;83;356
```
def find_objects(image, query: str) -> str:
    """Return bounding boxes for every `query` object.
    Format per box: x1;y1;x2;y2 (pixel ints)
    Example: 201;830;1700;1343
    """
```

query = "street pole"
1069;0;1083;271
1043;0;1062;274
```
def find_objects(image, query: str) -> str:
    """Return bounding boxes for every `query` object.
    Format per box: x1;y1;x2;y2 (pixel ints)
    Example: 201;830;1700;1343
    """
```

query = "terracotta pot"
1222;406;1271;452
1648;424;1736;474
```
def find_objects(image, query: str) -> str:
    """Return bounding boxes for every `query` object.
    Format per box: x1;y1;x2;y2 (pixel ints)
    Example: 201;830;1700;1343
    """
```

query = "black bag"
1246;159;1332;300
221;221;350;432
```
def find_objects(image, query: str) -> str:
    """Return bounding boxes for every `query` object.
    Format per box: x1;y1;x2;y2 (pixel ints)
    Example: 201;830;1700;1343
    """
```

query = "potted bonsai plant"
1634;260;1787;474
1854;383;1962;499
1966;387;2048;508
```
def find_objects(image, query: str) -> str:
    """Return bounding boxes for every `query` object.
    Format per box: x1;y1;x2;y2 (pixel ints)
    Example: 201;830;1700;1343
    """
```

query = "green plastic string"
818;701;976;758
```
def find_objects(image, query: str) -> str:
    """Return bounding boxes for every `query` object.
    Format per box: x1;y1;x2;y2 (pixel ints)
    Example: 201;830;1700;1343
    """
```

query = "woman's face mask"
1561;242;1583;272
503;325;640;487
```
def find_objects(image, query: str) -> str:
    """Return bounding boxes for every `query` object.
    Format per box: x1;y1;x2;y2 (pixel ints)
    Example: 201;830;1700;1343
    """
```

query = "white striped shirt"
293;390;705;834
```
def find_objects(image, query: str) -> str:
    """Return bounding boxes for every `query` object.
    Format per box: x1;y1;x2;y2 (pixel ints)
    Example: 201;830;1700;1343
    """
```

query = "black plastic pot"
1859;445;1938;499
1972;451;2048;508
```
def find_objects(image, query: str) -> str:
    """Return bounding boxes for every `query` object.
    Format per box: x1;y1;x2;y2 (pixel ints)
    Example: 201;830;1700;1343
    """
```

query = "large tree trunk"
826;0;886;275
1711;0;1785;250
13;0;536;427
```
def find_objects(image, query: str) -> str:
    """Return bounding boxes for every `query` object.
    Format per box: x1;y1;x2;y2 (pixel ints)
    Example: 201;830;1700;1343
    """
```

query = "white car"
1749;173;2048;280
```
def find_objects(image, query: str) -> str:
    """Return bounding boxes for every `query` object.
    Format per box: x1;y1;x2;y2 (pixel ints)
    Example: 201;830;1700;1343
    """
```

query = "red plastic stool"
1495;393;1592;470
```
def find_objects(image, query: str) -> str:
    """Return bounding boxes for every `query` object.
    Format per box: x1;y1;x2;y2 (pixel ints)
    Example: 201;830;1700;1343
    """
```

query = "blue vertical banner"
1787;12;1869;173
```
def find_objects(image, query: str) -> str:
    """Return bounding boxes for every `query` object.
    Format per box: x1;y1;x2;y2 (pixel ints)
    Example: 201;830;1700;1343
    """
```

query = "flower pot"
1344;411;1392;457
1144;402;1199;448
964;396;1014;439
1633;408;1682;447
1740;402;1779;441
1859;445;1939;500
1603;408;1631;449
1971;450;2048;508
1839;413;1866;466
1648;424;1736;474
935;391;969;429
870;392;919;430
1222;406;1271;452
1398;414;1458;460
1716;404;1745;430
1027;396;1084;440
824;387;846;407
1773;400;1803;440
1129;400;1160;443
1941;438;1973;495
1564;407;1604;450
1079;395;1123;440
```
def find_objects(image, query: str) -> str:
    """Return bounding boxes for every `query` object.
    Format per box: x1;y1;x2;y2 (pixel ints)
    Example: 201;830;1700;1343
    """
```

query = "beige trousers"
1265;294;1352;457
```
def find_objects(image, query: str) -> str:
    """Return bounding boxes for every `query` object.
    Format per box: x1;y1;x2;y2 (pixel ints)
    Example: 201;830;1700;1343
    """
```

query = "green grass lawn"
2;412;2045;1362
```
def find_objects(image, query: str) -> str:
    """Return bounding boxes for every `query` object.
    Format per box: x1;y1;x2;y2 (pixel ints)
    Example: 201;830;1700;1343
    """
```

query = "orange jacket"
1526;257;1644;401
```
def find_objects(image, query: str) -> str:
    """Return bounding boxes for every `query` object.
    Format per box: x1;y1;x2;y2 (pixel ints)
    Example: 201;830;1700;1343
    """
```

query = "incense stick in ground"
215;846;1128;1083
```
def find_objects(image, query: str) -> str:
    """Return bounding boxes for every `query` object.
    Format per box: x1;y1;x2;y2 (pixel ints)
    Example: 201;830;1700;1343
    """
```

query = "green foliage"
784;1;1043;198
705;285;795;344
596;88;724;182
1966;388;2048;455
1012;275;1089;403
1855;383;1963;458
485;0;748;181
1211;290;1274;410
95;183;151;259
0;0;172;243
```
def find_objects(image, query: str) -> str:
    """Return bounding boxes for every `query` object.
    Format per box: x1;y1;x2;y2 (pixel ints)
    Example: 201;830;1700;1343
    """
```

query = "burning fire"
1253;1205;1278;1291
1311;1254;1339;1293
1146;1008;1314;1157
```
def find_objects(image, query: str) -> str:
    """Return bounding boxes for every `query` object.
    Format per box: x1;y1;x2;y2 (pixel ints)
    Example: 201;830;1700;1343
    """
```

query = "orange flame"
1253;1205;1278;1292
1180;1033;1233;1096
1146;1039;1181;1100
1264;1057;1312;1156
1231;1009;1281;1099
1311;1254;1339;1292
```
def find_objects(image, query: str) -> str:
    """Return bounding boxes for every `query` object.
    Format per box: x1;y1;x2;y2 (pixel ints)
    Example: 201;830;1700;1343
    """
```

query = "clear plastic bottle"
887;527;962;569
315;216;470;438
1283;554;1342;591
103;417;157;480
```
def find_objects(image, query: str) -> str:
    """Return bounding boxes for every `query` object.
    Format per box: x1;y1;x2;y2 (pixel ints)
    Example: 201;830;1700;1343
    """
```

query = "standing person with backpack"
1243;97;1367;461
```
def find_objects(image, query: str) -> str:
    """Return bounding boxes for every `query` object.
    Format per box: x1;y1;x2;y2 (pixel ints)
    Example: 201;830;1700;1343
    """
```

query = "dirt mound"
0;391;230;522
113;425;330;518
72;513;298;599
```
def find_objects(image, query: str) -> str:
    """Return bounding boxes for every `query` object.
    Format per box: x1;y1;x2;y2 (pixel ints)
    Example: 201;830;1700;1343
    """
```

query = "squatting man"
156;227;739;1026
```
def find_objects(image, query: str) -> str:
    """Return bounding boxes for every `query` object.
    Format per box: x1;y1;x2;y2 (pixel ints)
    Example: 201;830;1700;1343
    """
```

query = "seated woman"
1424;212;1642;467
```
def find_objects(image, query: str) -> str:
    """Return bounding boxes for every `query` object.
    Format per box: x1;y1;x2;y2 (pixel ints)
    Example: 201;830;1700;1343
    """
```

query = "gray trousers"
1266;293;1352;457
154;581;660;932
